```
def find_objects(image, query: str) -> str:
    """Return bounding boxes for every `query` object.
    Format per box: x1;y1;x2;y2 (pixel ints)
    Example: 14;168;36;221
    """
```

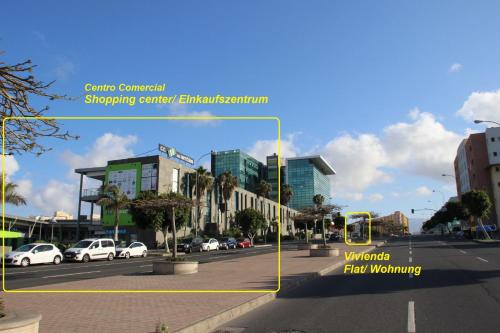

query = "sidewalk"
4;241;384;333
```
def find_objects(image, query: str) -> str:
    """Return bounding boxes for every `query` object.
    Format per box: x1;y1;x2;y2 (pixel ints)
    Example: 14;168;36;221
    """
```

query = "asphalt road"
3;244;284;290
215;235;500;333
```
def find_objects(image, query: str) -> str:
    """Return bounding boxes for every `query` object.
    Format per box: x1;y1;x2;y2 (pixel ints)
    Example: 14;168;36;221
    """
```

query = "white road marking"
408;301;416;332
409;250;412;255
476;257;489;263
139;264;151;267
459;250;467;254
409;273;413;279
42;270;101;279
409;257;413;263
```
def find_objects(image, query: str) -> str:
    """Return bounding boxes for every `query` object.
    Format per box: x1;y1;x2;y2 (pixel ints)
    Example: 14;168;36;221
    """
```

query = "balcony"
81;188;102;202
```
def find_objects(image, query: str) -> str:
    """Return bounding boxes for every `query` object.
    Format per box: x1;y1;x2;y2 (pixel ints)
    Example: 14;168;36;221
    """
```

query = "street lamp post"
474;119;500;126
194;151;215;237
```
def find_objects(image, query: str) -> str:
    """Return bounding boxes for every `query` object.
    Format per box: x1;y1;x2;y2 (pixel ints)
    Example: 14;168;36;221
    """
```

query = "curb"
174;241;385;333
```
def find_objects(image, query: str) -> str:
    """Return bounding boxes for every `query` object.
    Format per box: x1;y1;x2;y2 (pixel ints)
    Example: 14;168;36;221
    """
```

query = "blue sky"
3;1;500;232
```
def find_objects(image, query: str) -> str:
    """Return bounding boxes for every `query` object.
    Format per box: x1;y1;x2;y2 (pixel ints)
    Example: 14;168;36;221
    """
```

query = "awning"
0;230;24;238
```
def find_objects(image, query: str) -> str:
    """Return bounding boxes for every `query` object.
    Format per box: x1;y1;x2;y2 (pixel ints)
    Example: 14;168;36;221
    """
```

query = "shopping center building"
75;152;300;247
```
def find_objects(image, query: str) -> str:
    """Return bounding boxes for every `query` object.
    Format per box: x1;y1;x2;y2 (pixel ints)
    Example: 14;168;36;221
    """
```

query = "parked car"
219;237;237;250
64;238;116;263
329;233;342;241
115;242;148;259
201;238;219;251
177;237;204;253
4;243;63;267
236;237;252;248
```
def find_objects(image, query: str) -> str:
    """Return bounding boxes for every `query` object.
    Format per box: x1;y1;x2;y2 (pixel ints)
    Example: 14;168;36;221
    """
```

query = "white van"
64;238;116;263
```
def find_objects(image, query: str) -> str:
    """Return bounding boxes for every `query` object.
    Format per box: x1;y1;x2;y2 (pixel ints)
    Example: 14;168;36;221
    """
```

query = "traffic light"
411;209;415;214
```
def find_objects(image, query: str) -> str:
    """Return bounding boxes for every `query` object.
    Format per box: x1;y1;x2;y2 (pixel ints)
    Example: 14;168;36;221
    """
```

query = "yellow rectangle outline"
344;211;372;246
2;116;281;293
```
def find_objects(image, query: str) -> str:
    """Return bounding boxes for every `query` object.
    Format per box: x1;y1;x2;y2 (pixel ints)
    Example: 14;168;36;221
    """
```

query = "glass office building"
211;150;264;192
266;154;286;202
286;155;335;210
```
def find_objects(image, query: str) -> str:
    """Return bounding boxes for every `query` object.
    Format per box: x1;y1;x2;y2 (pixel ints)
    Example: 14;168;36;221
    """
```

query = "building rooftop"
286;155;336;175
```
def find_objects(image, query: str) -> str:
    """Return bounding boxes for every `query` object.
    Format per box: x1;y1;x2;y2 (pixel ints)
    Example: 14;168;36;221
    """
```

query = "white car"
115;242;148;259
64;238;116;263
4;243;63;267
201;238;219;252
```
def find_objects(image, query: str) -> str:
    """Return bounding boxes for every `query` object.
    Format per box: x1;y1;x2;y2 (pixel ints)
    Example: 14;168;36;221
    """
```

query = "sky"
3;0;500;233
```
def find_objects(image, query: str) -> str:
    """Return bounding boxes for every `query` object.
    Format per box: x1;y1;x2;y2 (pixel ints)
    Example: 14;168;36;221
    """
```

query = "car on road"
64;238;116;263
115;242;148;259
236;237;252;248
4;243;63;267
177;237;204;253
201;238;219;251
219;237;237;250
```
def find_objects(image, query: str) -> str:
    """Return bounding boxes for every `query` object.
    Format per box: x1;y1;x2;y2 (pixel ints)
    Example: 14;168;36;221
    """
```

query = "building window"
172;169;180;193
492;137;496;142
494;152;498;157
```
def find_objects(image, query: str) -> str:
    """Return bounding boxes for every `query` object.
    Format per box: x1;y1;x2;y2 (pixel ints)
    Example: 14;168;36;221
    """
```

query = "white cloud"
457;89;500;124
16;179;33;199
383;109;462;179
31;180;77;215
336;192;364;201
449;63;463;73
368;193;384;202
164;102;217;125
4;156;19;178
415;186;432;196
61;133;137;173
247;133;301;163
322;133;392;195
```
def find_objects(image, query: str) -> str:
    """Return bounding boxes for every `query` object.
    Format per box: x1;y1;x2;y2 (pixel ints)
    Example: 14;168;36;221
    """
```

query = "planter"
310;247;340;257
0;311;41;333
152;260;198;275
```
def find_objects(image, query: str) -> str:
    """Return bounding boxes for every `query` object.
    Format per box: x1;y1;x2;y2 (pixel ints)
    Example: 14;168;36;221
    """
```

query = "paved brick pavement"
3;242;382;333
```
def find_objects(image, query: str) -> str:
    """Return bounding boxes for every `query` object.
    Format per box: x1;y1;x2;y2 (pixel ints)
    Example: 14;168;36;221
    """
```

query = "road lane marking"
459;250;467;254
42;270;101;279
139;264;151;267
408;301;416;332
476;257;489;262
409;250;412;255
409;257;413;263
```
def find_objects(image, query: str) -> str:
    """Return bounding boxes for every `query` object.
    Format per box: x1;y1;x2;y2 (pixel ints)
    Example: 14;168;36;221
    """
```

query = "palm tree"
97;184;130;241
280;184;293;206
256;180;272;199
1;179;27;206
194;167;213;234
218;171;238;231
313;194;325;208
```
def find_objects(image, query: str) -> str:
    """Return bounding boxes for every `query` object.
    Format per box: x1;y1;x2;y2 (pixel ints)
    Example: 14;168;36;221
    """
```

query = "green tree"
235;208;266;246
218;171;238;231
97;184;130;242
131;192;192;257
280;184;293;206
1;56;78;155
461;190;492;239
1;178;27;206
